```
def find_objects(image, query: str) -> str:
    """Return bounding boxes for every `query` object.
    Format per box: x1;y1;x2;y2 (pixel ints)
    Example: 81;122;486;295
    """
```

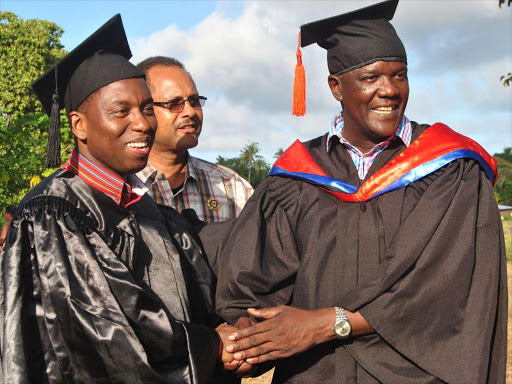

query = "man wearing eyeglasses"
136;56;253;224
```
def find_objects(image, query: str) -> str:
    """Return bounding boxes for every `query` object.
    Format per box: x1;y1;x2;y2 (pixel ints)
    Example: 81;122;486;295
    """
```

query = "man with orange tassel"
214;0;507;382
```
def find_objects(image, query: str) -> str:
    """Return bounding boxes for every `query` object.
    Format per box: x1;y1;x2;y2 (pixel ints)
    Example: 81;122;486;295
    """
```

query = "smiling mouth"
126;142;149;149
372;106;398;115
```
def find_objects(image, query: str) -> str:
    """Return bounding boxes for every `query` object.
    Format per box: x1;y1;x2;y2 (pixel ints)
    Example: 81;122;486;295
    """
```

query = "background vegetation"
0;11;72;219
0;1;510;221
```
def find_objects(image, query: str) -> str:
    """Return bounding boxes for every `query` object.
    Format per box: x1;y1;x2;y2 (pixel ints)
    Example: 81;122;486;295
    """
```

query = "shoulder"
189;155;253;190
409;121;431;142
15;170;96;231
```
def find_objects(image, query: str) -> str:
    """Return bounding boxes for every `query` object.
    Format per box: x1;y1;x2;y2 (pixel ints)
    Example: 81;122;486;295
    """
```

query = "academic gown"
0;169;223;384
214;122;507;383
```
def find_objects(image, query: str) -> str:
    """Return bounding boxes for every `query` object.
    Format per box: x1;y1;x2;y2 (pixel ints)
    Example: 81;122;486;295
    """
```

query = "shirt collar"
136;161;159;183
63;147;145;208
326;111;412;152
137;153;206;186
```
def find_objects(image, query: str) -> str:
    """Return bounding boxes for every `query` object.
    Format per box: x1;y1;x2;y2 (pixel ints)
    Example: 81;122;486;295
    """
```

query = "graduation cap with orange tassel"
292;0;407;116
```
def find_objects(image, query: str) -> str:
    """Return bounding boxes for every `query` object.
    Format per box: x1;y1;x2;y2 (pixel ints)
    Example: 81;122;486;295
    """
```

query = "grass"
505;218;512;383
503;219;512;262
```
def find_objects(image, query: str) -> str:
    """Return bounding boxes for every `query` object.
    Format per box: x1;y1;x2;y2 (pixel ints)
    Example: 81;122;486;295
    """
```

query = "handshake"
213;306;340;376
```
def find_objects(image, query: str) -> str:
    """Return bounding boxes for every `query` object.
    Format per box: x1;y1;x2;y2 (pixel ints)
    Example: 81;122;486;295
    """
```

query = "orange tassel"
292;32;306;116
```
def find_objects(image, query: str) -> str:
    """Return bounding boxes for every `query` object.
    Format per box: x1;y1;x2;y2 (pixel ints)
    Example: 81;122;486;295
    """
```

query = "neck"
74;145;127;181
148;149;188;189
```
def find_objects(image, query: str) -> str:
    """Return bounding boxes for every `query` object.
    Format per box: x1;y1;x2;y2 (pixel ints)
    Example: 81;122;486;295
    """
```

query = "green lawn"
503;218;512;262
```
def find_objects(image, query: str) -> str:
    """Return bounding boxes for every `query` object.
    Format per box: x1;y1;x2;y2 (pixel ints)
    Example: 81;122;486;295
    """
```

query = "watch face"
334;320;351;338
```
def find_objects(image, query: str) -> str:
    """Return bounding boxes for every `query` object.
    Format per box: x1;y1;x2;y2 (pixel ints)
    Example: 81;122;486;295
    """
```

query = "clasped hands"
216;306;336;375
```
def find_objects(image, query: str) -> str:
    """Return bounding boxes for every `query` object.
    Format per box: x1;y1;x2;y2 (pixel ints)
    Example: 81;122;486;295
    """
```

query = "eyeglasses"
153;96;207;113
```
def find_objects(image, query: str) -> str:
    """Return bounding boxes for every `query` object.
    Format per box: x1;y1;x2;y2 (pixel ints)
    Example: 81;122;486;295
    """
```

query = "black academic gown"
0;169;223;384
215;122;507;383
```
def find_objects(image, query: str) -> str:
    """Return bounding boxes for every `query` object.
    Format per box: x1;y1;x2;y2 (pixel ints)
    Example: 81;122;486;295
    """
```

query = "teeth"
127;142;148;148
372;106;394;114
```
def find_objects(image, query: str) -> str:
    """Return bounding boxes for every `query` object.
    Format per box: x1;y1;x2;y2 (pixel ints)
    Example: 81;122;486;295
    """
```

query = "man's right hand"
223;317;258;376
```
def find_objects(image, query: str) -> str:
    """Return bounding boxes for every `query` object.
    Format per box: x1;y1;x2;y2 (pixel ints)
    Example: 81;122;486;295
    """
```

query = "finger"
247;306;284;319
235;361;255;376
223;359;242;371
246;351;278;364
228;321;271;341
235;316;257;329
233;342;276;360
227;332;270;353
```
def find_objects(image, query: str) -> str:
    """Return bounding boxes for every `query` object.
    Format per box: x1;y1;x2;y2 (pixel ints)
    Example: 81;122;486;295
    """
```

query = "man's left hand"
226;306;336;364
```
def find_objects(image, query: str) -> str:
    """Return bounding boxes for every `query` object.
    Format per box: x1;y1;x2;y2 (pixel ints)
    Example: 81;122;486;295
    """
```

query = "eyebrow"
109;97;154;106
163;93;199;101
358;65;408;76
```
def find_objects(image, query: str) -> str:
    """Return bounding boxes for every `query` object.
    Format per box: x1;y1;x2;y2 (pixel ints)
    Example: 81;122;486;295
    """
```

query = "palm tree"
274;148;284;159
240;141;262;184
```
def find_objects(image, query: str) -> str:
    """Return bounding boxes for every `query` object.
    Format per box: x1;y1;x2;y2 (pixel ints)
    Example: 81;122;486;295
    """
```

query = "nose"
132;110;154;133
377;76;398;98
180;99;198;118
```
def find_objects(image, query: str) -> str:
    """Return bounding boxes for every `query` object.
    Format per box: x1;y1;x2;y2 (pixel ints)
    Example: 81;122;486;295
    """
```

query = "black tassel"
46;69;61;168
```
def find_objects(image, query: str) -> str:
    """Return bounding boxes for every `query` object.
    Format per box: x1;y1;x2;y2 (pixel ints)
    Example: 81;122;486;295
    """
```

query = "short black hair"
137;56;185;74
5;205;17;216
137;56;194;91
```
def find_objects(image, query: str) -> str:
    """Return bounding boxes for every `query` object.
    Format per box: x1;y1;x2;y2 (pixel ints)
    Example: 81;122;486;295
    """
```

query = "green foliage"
501;73;512;87
0;12;69;211
502;220;512;262
498;0;512;86
494;148;512;205
274;148;284;159
239;142;263;184
216;142;272;188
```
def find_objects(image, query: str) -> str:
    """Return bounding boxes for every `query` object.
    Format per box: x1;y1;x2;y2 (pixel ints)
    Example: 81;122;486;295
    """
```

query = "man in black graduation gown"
215;1;507;382
0;15;241;384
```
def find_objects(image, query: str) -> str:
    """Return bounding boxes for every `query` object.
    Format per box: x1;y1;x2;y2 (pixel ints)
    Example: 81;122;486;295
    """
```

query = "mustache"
176;118;199;129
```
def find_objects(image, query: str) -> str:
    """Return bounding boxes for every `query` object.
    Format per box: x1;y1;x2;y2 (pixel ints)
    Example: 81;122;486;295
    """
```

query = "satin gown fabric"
214;122;507;383
1;170;221;384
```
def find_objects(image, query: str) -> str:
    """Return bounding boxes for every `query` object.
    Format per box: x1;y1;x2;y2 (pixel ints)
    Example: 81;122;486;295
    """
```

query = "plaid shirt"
327;112;412;180
136;155;253;223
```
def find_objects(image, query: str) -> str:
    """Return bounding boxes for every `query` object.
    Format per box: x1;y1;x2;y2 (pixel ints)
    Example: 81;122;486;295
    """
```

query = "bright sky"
2;0;512;163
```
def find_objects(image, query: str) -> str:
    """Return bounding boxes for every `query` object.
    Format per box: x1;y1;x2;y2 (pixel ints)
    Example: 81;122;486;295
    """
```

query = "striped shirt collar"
326;111;412;153
62;147;146;207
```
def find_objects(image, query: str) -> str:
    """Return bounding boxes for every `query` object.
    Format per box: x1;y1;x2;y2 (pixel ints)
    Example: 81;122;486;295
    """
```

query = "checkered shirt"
136;155;253;223
327;112;412;180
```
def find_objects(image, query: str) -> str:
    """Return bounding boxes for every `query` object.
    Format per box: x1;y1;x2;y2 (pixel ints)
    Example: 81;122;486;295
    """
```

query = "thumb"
247;306;284;319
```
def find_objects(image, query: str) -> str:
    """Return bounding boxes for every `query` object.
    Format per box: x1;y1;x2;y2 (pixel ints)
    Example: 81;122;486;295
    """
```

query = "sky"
2;0;511;163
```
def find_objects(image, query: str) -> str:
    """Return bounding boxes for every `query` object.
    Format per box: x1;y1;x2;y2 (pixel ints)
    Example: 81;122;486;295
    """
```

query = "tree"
274;148;284;159
217;145;271;189
498;0;512;86
494;148;512;205
240;141;263;184
0;12;69;211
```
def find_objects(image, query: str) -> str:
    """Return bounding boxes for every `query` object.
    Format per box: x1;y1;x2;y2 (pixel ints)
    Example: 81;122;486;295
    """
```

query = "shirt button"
360;203;367;212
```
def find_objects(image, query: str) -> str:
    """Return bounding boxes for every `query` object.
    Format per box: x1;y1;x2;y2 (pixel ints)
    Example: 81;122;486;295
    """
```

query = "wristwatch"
333;307;352;339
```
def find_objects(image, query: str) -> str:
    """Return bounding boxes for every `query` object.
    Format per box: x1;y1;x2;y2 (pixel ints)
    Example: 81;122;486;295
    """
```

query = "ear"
69;111;87;142
328;74;343;103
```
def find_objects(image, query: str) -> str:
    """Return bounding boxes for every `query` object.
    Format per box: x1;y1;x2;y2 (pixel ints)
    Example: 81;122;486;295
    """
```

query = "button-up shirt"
136;155;253;223
327;112;412;180
62;148;147;208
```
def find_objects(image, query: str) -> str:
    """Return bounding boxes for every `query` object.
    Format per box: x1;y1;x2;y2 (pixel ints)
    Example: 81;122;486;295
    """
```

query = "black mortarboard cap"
301;0;406;75
32;14;144;167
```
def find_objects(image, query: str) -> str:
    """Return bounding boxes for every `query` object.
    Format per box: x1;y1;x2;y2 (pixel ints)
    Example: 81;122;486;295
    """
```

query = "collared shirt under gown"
0;169;223;384
214;122;507;384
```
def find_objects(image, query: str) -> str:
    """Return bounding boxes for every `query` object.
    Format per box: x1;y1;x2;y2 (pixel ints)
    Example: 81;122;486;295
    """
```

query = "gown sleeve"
339;159;507;384
0;197;220;384
216;177;314;324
